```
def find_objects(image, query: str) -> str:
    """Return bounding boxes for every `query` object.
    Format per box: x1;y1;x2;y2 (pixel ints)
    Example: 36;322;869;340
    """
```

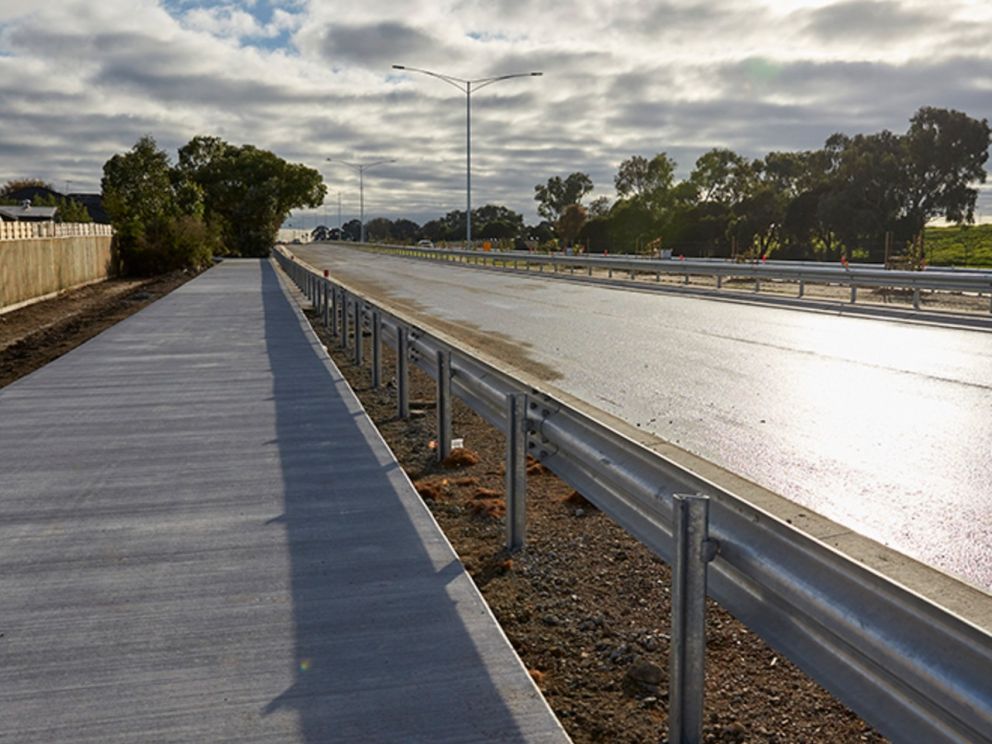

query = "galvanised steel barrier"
275;247;992;744
337;241;992;314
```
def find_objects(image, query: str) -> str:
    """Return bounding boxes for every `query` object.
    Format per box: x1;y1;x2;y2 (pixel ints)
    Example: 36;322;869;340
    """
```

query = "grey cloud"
717;56;992;124
96;65;326;106
318;21;456;67
802;0;939;41
601;55;992;173
613;1;730;36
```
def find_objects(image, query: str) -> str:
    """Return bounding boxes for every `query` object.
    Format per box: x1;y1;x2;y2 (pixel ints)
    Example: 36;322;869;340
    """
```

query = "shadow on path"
257;261;536;741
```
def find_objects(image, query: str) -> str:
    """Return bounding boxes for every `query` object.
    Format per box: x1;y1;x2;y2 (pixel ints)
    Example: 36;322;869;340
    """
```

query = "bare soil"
0;271;199;389
301;304;886;744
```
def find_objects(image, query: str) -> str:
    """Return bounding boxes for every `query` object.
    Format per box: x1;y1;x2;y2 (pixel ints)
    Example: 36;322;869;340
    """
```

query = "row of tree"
102;136;325;275
311;204;548;245
314;107;988;263
540;107;991;261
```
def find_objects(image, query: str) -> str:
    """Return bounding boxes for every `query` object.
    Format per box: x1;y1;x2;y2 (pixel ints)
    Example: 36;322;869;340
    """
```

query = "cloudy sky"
1;0;990;227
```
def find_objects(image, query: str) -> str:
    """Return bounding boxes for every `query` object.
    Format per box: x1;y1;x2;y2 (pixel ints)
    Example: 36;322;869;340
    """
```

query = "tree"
526;221;555;243
690;148;752;205
391;218;421;242
588;196;612;217
0;178;53;197
614;153;676;210
364;217;394;242
534;172;593;223
50;196;92;223
902;106;991;238
342;219;362;241
606;198;657;254
420;219;445;242
473;204;524;240
557;204;587;247
102;136;179;232
818;131;907;260
102;136;214;275
176;137;326;257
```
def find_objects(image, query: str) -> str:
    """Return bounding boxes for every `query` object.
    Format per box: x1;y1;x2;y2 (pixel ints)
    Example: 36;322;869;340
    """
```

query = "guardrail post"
669;493;715;744
913;288;921;310
798;279;804;297
341;293;350;350
754;278;761;293
436;350;452;462
716;275;723;290
329;286;338;338
588;265;593;277
397;326;410;419
322;281;331;327
371;310;382;388
353;300;364;366
505;393;528;551
850;285;858;304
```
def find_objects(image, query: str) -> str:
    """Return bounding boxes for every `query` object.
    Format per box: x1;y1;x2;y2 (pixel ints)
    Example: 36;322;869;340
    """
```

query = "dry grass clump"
442;447;481;468
563;490;598;510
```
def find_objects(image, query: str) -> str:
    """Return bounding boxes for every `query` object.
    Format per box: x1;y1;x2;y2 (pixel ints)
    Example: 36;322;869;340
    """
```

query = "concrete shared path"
0;259;567;743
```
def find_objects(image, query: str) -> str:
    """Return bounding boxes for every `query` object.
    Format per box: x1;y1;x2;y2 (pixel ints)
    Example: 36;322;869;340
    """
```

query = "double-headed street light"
391;65;542;247
327;158;396;243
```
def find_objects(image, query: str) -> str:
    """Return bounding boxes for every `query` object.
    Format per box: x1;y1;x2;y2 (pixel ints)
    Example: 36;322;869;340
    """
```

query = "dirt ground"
0;271;198;389
300;302;886;744
1;265;885;742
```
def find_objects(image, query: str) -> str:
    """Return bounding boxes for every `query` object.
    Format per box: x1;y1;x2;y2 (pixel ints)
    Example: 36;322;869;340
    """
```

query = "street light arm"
392;64;467;93
328;158;396;173
471;72;543;92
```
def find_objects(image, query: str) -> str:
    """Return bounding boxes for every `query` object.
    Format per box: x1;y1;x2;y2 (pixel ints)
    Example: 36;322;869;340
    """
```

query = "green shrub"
115;215;218;276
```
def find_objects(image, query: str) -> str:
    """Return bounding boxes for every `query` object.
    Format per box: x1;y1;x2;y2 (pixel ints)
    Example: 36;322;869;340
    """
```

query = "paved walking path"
0;259;568;743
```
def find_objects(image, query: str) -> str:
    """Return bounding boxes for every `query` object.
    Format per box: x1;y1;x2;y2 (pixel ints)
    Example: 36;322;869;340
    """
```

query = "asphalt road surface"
295;244;992;593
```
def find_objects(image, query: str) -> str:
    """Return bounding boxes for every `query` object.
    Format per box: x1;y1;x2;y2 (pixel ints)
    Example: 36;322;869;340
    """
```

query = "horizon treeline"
333;106;990;263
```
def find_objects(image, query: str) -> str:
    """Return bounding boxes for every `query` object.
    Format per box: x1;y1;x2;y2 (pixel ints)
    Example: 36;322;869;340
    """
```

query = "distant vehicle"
416;239;435;248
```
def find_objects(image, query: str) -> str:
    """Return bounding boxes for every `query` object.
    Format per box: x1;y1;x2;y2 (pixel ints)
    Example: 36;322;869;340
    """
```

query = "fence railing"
275;246;991;743
339;242;992;315
0;222;113;241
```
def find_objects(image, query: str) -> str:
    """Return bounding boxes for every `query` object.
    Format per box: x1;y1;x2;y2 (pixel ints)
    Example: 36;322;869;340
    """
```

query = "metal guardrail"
343;241;992;314
275;247;992;744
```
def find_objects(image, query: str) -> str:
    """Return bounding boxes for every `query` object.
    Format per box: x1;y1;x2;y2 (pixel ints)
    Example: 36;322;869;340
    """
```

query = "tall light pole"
327;158;396;243
391;65;542;247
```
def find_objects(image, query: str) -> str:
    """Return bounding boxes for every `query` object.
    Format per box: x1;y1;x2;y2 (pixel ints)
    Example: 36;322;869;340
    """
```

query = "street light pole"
391;65;542;247
327;158;396;243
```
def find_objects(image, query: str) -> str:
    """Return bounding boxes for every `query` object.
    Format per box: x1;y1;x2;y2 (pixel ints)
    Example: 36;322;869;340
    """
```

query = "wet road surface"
295;245;992;592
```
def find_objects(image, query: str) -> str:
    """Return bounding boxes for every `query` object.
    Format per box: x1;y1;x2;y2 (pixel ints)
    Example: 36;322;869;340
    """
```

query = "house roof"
1;187;110;224
68;193;110;224
0;203;58;221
